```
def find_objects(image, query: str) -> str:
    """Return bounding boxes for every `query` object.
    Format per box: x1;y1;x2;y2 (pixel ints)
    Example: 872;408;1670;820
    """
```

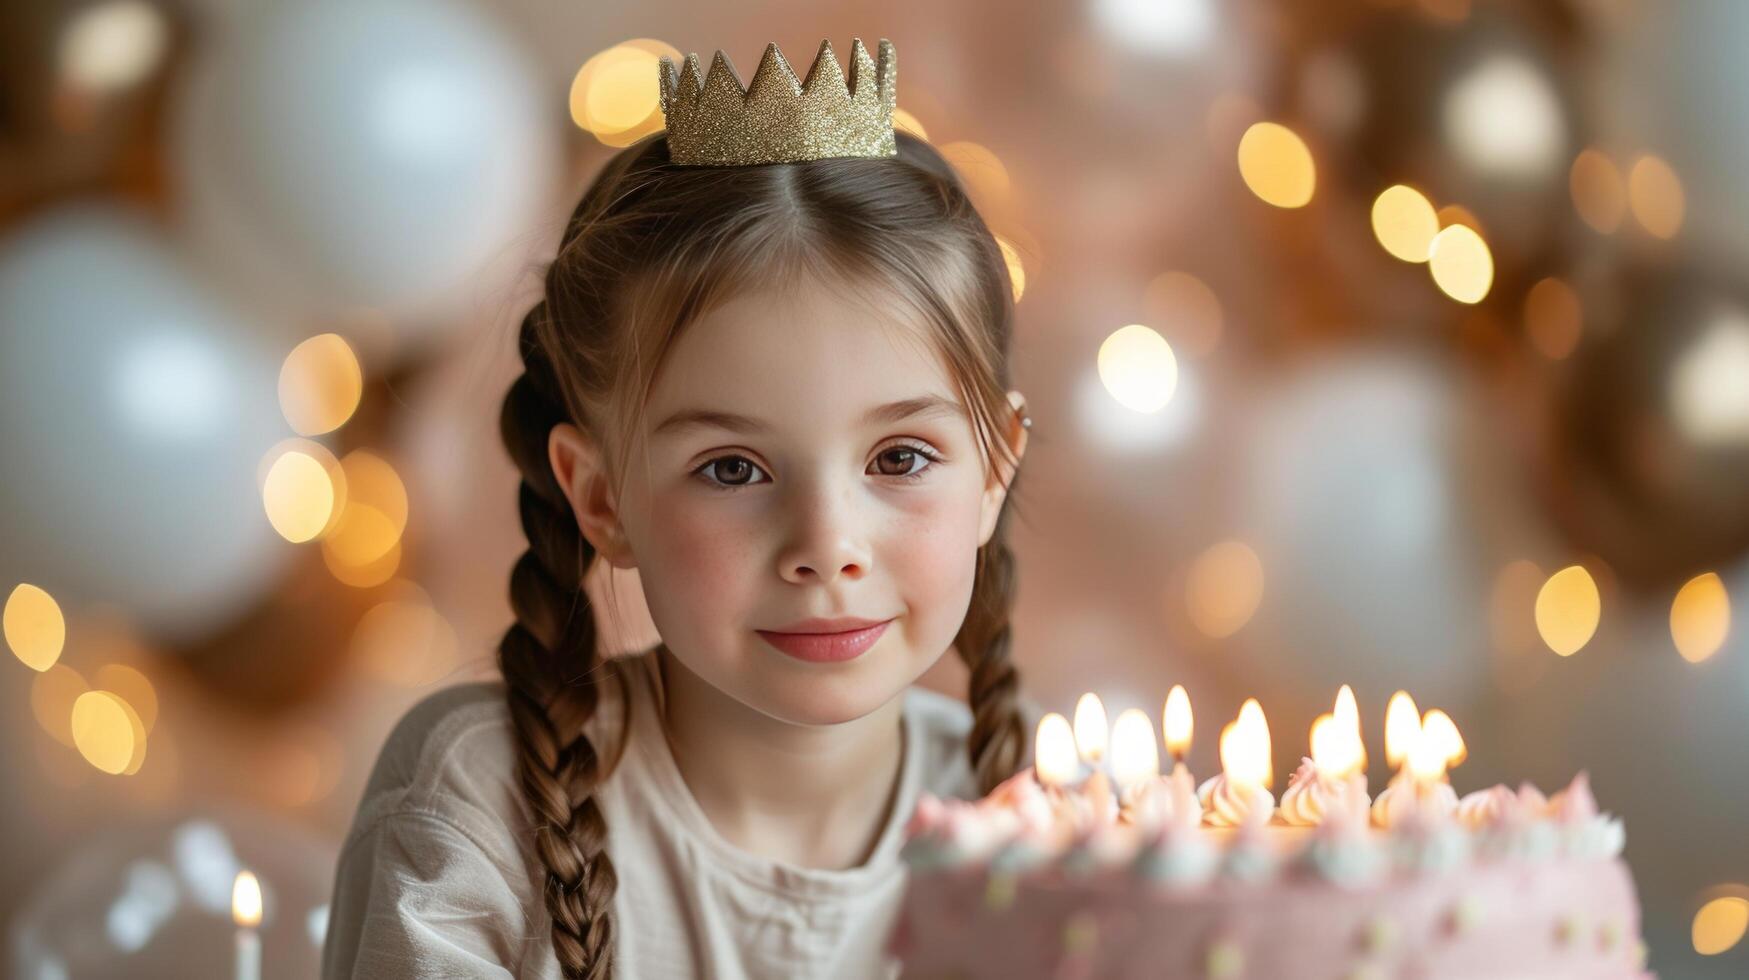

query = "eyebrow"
653;394;967;438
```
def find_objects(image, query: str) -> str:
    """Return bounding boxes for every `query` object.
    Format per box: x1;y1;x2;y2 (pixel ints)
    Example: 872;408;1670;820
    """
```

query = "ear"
977;389;1029;547
548;422;638;569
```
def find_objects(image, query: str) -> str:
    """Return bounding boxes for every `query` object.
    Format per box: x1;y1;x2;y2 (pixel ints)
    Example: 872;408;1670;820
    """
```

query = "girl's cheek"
641;495;758;630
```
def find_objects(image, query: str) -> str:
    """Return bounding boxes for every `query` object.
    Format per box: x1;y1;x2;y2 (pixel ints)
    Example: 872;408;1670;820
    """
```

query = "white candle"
233;870;263;980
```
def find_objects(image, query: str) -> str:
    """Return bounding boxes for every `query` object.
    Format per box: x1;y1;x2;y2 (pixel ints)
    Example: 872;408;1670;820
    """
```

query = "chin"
750;650;929;727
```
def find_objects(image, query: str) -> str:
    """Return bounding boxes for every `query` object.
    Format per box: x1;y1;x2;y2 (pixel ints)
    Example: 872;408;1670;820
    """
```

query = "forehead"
644;276;960;433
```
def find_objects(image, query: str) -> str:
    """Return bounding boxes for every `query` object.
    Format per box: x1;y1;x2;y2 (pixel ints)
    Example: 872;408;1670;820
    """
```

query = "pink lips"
756;619;893;663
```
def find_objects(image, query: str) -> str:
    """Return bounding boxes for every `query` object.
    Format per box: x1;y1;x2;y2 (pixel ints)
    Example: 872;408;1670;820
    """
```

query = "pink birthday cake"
891;696;1649;980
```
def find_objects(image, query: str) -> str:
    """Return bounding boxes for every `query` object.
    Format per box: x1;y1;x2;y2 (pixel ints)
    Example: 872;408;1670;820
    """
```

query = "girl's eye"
870;442;942;482
694;455;769;490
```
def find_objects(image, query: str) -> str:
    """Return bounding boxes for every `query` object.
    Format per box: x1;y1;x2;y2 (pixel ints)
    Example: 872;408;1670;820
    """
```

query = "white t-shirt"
322;646;983;979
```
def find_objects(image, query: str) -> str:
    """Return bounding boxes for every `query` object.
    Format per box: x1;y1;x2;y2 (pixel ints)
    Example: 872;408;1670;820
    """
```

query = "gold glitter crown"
658;38;897;167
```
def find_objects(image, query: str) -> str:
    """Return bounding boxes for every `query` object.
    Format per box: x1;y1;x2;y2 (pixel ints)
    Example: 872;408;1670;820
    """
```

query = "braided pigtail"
498;303;621;979
953;490;1028;795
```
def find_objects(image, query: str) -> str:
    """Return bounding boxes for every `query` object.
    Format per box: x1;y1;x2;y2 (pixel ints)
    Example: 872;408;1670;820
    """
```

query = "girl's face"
562;275;1025;727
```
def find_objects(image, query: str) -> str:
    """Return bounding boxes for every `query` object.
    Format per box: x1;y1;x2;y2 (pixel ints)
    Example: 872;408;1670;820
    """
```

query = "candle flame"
1311;703;1364;779
1034;712;1079;788
1406;725;1449;782
232;870;263;928
1109;708;1160;793
1163;684;1193;760
1221;698;1272;788
1384;690;1420;769
1420;709;1467;768
1332;685;1367;773
1073;692;1109;764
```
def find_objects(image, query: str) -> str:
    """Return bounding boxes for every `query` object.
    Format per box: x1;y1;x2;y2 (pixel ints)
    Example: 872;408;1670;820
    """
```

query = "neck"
655;644;907;871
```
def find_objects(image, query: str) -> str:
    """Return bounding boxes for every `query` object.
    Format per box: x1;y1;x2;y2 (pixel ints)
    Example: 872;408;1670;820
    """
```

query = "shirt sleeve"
322;810;529;980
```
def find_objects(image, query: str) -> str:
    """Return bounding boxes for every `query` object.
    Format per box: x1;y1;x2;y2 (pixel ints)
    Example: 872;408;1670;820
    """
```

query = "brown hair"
497;129;1028;979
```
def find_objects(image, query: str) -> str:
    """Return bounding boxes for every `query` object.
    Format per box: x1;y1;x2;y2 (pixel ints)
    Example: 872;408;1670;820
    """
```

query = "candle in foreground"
233;870;262;980
1163;685;1192;765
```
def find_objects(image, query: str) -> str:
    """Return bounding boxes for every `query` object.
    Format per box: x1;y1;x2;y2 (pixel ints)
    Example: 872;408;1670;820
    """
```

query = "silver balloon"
8;807;335;980
1238;351;1491;706
171;0;560;341
0;204;289;644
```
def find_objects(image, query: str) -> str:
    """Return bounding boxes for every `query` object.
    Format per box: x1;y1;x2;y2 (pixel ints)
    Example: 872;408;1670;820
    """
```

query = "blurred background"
2;0;1747;976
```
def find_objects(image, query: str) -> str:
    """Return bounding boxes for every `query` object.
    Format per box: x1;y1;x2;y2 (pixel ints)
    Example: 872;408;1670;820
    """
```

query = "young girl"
323;38;1034;979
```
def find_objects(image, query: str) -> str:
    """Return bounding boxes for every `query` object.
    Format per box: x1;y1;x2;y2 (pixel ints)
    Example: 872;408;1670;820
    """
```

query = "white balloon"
171;0;559;340
1238;352;1490;705
0;204;289;643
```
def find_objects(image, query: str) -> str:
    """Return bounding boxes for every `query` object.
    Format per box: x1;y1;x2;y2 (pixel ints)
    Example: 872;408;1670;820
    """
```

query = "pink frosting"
1456;784;1515;830
1550;771;1599;824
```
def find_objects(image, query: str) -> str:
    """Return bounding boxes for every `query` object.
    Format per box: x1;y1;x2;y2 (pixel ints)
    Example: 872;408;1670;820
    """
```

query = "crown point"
801;38;849;98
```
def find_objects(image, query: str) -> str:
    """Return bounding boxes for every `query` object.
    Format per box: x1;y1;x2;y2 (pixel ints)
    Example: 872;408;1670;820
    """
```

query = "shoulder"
346;681;526;858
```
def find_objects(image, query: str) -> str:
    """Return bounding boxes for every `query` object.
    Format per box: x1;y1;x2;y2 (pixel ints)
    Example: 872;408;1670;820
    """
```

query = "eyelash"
692;442;944;492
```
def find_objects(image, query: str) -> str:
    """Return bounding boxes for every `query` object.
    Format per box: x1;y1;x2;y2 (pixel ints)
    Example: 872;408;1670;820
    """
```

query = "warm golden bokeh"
1237;122;1315;209
1536;564;1602;657
1523;277;1584;360
262;448;336;543
1097;324;1179;413
94;663;158;733
1670;572;1731;664
1184;540;1265;639
1143;271;1224;357
70;689;145;775
1627;154;1685;240
941;141;1012;204
1428;224;1494;303
996;235;1026;304
1571;148;1626;233
1692;894;1749;956
1371;184;1440;262
570;40;679;147
278;333;363;436
352;588;460;688
4;583;65;672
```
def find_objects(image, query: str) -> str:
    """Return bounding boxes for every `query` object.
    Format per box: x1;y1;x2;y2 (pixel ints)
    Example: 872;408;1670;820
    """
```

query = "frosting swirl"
1197;774;1276;828
1455;784;1514;830
1280;758;1370;827
1370;777;1458;830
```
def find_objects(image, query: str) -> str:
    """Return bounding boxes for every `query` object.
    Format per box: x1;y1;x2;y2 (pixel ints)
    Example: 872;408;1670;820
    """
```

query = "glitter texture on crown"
658;38;898;167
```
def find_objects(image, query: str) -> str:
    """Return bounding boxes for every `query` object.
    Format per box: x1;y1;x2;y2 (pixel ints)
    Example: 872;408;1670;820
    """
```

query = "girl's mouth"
755;620;892;663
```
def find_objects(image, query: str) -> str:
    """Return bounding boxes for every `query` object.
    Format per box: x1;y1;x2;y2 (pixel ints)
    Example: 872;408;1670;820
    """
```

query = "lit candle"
1282;686;1370;826
232;870;262;980
1163;685;1193;767
1371;713;1460;829
1420;709;1467;769
1110;708;1161;826
1384;690;1420;774
1196;698;1275;827
1072;693;1115;825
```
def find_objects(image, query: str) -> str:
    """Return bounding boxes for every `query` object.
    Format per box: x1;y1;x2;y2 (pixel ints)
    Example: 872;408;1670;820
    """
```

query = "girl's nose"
776;485;872;585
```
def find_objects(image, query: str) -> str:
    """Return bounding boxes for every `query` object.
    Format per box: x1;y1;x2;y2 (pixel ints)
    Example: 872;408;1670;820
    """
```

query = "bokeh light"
941;141;1012;204
1184;540;1264;639
1097;324;1179;414
351;586;460;687
261;449;337;544
71;689;146;775
570;40;679;147
892;108;928;141
1371;184;1440;263
319;450;410;587
1427;224;1494;304
278;333;363;436
1627;154;1685;240
95;663;159;733
58;0;169;92
1670;572;1731;664
1535;564;1602;657
1692;893;1749;956
996;236;1026;303
1570;148;1626;233
1442;54;1566;180
1670;311;1749;447
1237;122;1315;208
1143;271;1224;357
5;583;66;671
1523;277;1583;360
